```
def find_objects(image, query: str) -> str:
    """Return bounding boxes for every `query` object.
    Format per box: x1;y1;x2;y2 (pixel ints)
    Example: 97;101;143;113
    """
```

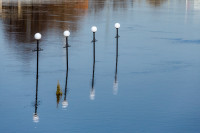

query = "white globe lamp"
63;30;70;37
34;33;42;40
115;23;120;29
91;26;97;32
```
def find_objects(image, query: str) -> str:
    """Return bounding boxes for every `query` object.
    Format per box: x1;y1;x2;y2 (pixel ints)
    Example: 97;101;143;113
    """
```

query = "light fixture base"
115;35;120;38
32;48;43;52
63;45;71;48
91;39;97;43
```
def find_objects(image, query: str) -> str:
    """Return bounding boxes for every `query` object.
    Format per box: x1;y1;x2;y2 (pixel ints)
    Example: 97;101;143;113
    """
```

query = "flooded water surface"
0;0;200;132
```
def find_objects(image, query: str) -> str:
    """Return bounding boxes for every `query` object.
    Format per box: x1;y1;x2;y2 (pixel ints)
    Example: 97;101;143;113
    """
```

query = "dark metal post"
66;36;68;46
35;40;39;115
36;40;39;80
66;37;69;71
93;32;96;64
115;36;119;82
116;28;118;38
93;32;95;42
116;33;118;58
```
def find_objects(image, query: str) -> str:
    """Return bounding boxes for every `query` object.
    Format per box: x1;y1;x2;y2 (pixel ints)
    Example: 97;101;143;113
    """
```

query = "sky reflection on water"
0;0;200;133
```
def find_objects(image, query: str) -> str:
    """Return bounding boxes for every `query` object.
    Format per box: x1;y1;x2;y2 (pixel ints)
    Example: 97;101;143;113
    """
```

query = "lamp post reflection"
33;33;42;79
90;60;95;100
113;46;118;95
33;76;39;123
91;26;97;63
115;23;120;38
62;69;69;109
63;30;71;71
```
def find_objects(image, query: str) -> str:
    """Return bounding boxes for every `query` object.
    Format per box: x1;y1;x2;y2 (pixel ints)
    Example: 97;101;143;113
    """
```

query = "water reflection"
194;0;200;10
89;0;132;12
0;0;89;44
0;0;176;46
0;0;172;62
112;0;133;10
146;0;167;7
56;81;63;108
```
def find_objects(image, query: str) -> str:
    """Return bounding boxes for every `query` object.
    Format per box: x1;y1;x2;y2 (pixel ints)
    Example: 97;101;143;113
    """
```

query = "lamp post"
91;26;97;42
34;33;42;80
115;23;120;59
63;30;70;47
91;26;97;64
63;30;70;71
114;23;120;62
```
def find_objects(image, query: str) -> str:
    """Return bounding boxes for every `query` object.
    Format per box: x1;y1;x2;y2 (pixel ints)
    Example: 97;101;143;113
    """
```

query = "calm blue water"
0;0;200;132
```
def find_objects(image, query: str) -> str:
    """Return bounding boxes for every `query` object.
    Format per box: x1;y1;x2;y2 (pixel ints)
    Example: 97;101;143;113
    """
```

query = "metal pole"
116;33;118;58
93;32;95;42
66;37;69;71
35;40;39;114
66;36;68;46
115;36;118;82
36;40;39;80
116;28;118;38
93;32;95;64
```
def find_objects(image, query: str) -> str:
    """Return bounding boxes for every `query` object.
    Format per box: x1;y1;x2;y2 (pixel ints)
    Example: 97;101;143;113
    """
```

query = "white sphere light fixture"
91;26;97;32
115;23;120;29
64;30;70;37
34;33;42;40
